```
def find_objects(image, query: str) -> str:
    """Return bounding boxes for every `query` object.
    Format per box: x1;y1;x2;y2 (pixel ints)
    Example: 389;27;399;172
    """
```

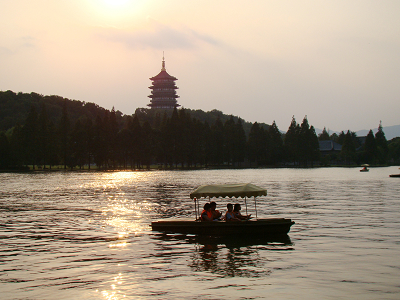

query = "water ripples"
1;167;400;299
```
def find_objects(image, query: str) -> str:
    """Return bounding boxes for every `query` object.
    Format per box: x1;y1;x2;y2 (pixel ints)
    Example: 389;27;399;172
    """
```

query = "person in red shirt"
210;201;222;220
201;203;213;221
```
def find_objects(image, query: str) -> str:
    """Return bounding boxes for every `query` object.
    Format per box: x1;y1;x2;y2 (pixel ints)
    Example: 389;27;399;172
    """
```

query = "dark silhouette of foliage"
1;90;397;170
375;121;388;164
284;116;300;164
363;130;378;164
318;127;330;141
0;132;11;169
341;130;357;164
268;121;284;165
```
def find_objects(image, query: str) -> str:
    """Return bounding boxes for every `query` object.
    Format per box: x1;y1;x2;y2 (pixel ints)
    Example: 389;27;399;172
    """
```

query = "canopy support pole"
245;197;248;217
254;196;258;219
194;197;198;220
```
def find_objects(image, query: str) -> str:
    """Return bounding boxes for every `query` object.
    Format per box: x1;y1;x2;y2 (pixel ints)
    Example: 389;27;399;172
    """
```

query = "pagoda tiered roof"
147;56;180;109
150;70;177;81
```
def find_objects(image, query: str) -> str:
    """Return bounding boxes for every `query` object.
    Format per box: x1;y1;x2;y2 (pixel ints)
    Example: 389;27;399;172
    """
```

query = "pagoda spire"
161;51;166;71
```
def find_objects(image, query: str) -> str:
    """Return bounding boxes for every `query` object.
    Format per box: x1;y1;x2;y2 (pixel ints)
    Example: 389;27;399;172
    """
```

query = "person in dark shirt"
233;203;251;220
225;203;240;221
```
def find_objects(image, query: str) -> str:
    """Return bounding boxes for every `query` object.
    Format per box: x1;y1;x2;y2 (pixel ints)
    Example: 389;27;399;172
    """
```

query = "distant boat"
360;164;369;172
389;174;400;178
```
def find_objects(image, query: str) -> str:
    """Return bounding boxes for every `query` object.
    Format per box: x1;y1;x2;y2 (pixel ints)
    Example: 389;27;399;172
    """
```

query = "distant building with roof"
147;55;180;109
319;140;342;156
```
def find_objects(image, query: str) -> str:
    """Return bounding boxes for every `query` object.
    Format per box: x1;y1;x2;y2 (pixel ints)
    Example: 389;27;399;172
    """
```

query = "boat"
151;183;295;236
360;164;369;172
389;168;400;177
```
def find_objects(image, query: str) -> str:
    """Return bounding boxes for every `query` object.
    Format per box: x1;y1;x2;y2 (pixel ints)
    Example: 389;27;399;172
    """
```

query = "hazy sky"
1;0;399;132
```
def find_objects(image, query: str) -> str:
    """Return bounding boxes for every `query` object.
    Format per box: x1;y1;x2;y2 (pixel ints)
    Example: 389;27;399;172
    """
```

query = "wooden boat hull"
151;218;295;236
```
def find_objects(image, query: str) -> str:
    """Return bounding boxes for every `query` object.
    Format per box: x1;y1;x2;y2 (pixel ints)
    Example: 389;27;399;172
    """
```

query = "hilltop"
0;90;269;136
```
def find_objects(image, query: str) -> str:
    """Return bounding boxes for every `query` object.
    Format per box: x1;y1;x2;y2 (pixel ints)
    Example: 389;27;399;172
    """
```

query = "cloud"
0;46;14;56
0;36;37;58
95;19;221;51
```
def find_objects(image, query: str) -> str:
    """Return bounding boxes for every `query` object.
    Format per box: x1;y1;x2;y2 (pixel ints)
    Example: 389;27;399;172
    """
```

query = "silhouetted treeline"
317;122;399;165
1;90;398;170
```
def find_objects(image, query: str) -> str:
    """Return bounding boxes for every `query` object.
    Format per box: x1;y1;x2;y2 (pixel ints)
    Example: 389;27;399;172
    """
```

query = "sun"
102;0;130;7
86;0;145;26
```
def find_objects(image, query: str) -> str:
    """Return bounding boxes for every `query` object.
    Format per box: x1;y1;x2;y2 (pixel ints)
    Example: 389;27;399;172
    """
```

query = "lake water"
1;167;400;299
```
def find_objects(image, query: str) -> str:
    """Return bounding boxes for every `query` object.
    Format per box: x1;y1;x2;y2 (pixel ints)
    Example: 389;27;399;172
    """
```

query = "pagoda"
147;55;180;109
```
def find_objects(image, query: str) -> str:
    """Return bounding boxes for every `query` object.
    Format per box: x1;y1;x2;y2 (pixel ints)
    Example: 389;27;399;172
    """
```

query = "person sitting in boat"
201;203;213;221
225;203;240;222
233;203;251;220
210;201;222;220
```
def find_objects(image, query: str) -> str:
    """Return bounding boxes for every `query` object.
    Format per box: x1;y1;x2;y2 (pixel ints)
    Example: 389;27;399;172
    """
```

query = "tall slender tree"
0;132;10;169
318;127;330;141
38;103;50;168
210;115;224;166
22;105;39;169
284;116;300;165
341;130;356;164
375;121;388;164
58;100;70;169
268;121;283;165
223;116;236;166
234;118;247;167
364;129;377;163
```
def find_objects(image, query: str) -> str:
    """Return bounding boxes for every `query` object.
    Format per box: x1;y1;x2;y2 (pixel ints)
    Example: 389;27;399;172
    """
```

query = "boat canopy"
189;183;267;199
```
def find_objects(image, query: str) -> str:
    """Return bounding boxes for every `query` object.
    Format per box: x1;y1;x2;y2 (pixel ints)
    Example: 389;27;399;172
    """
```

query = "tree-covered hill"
0;90;121;132
1;90;396;170
0;90;266;136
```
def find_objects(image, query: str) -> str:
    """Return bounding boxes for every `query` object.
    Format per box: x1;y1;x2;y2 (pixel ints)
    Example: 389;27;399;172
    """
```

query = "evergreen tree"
58;100;70;169
364;129;377;164
38;103;50;168
178;108;192;168
22;105;39;169
341;130;356;164
203;121;212;167
337;131;346;145
318;127;330;141
298;116;310;166
298;116;319;166
141;121;154;169
247;122;268;166
210;115;224;166
234;118;247;166
9;124;24;167
284;116;300;164
223;116;236;166
108;107;119;168
0;132;11;169
388;138;400;165
191;118;206;167
130;114;143;168
268;120;284;165
375;121;388;164
308;125;320;166
330;132;339;143
47;121;59;169
93;115;106;168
